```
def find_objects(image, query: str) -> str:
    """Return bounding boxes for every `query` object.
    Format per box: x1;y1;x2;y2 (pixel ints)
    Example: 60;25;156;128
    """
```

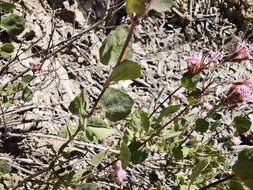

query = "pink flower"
209;50;224;64
113;161;127;184
230;136;242;146
223;84;253;105
187;54;206;76
241;77;253;89
29;58;41;72
202;102;212;111
234;41;252;60
174;92;187;102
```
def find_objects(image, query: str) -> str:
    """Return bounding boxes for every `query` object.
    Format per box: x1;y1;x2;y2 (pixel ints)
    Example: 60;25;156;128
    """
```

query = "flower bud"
230;136;242;146
29;58;41;72
113;161;127;184
234;41;252;60
186;54;206;76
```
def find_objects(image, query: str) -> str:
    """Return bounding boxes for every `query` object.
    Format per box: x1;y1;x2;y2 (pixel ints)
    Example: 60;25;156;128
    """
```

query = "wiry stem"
89;16;139;116
199;174;235;190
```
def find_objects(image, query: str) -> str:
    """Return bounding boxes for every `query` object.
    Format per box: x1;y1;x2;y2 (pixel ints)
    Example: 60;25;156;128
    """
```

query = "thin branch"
89;16;139;116
140;106;189;147
199;174;236;190
149;86;182;119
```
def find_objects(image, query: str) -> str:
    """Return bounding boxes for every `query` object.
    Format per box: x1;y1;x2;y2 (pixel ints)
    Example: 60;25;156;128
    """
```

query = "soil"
1;0;253;189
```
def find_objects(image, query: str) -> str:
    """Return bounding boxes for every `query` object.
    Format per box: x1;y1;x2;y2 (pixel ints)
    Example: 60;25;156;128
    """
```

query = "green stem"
199;174;235;190
140;106;189;147
149;86;182;119
89;16;139;116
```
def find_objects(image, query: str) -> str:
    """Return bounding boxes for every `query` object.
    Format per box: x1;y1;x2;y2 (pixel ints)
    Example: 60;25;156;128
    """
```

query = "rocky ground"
1;0;253;189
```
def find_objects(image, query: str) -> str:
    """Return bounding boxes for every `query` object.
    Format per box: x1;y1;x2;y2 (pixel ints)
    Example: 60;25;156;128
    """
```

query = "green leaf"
0;43;14;53
156;105;180;124
233;148;253;189
195;118;209;133
99;26;132;65
189;159;209;186
229;181;245;190
22;87;33;102
0;160;12;174
109;60;141;83
234;116;251;134
86;127;115;141
172;147;183;160
69;90;87;115
131;108;150;131
0;2;16;12
129;140;150;164
149;0;174;13
0;43;14;59
59;123;76;139
86;117;114;141
22;74;33;84
76;183;97;190
120;142;131;169
87;116;107;128
1;14;25;35
126;0;146;15
101;88;134;122
181;73;200;91
89;150;108;168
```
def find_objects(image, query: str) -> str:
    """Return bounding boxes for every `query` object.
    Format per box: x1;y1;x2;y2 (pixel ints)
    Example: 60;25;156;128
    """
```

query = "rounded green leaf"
99;26;132;65
234;116;251;134
0;2;16;12
101;88;134;122
195;118;209;133
1;14;25;35
126;0;146;15
0;160;12;174
0;43;14;53
109;60;141;83
233;148;253;189
0;43;15;59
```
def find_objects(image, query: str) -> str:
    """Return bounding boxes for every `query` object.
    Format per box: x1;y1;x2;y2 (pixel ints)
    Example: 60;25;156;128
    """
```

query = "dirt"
1;0;253;189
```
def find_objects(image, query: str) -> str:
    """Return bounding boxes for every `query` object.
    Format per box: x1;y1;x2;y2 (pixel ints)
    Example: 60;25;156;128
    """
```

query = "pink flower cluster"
209;50;224;63
29;58;41;72
113;160;127;184
234;41;252;60
223;77;253;105
186;41;251;74
186;54;207;76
